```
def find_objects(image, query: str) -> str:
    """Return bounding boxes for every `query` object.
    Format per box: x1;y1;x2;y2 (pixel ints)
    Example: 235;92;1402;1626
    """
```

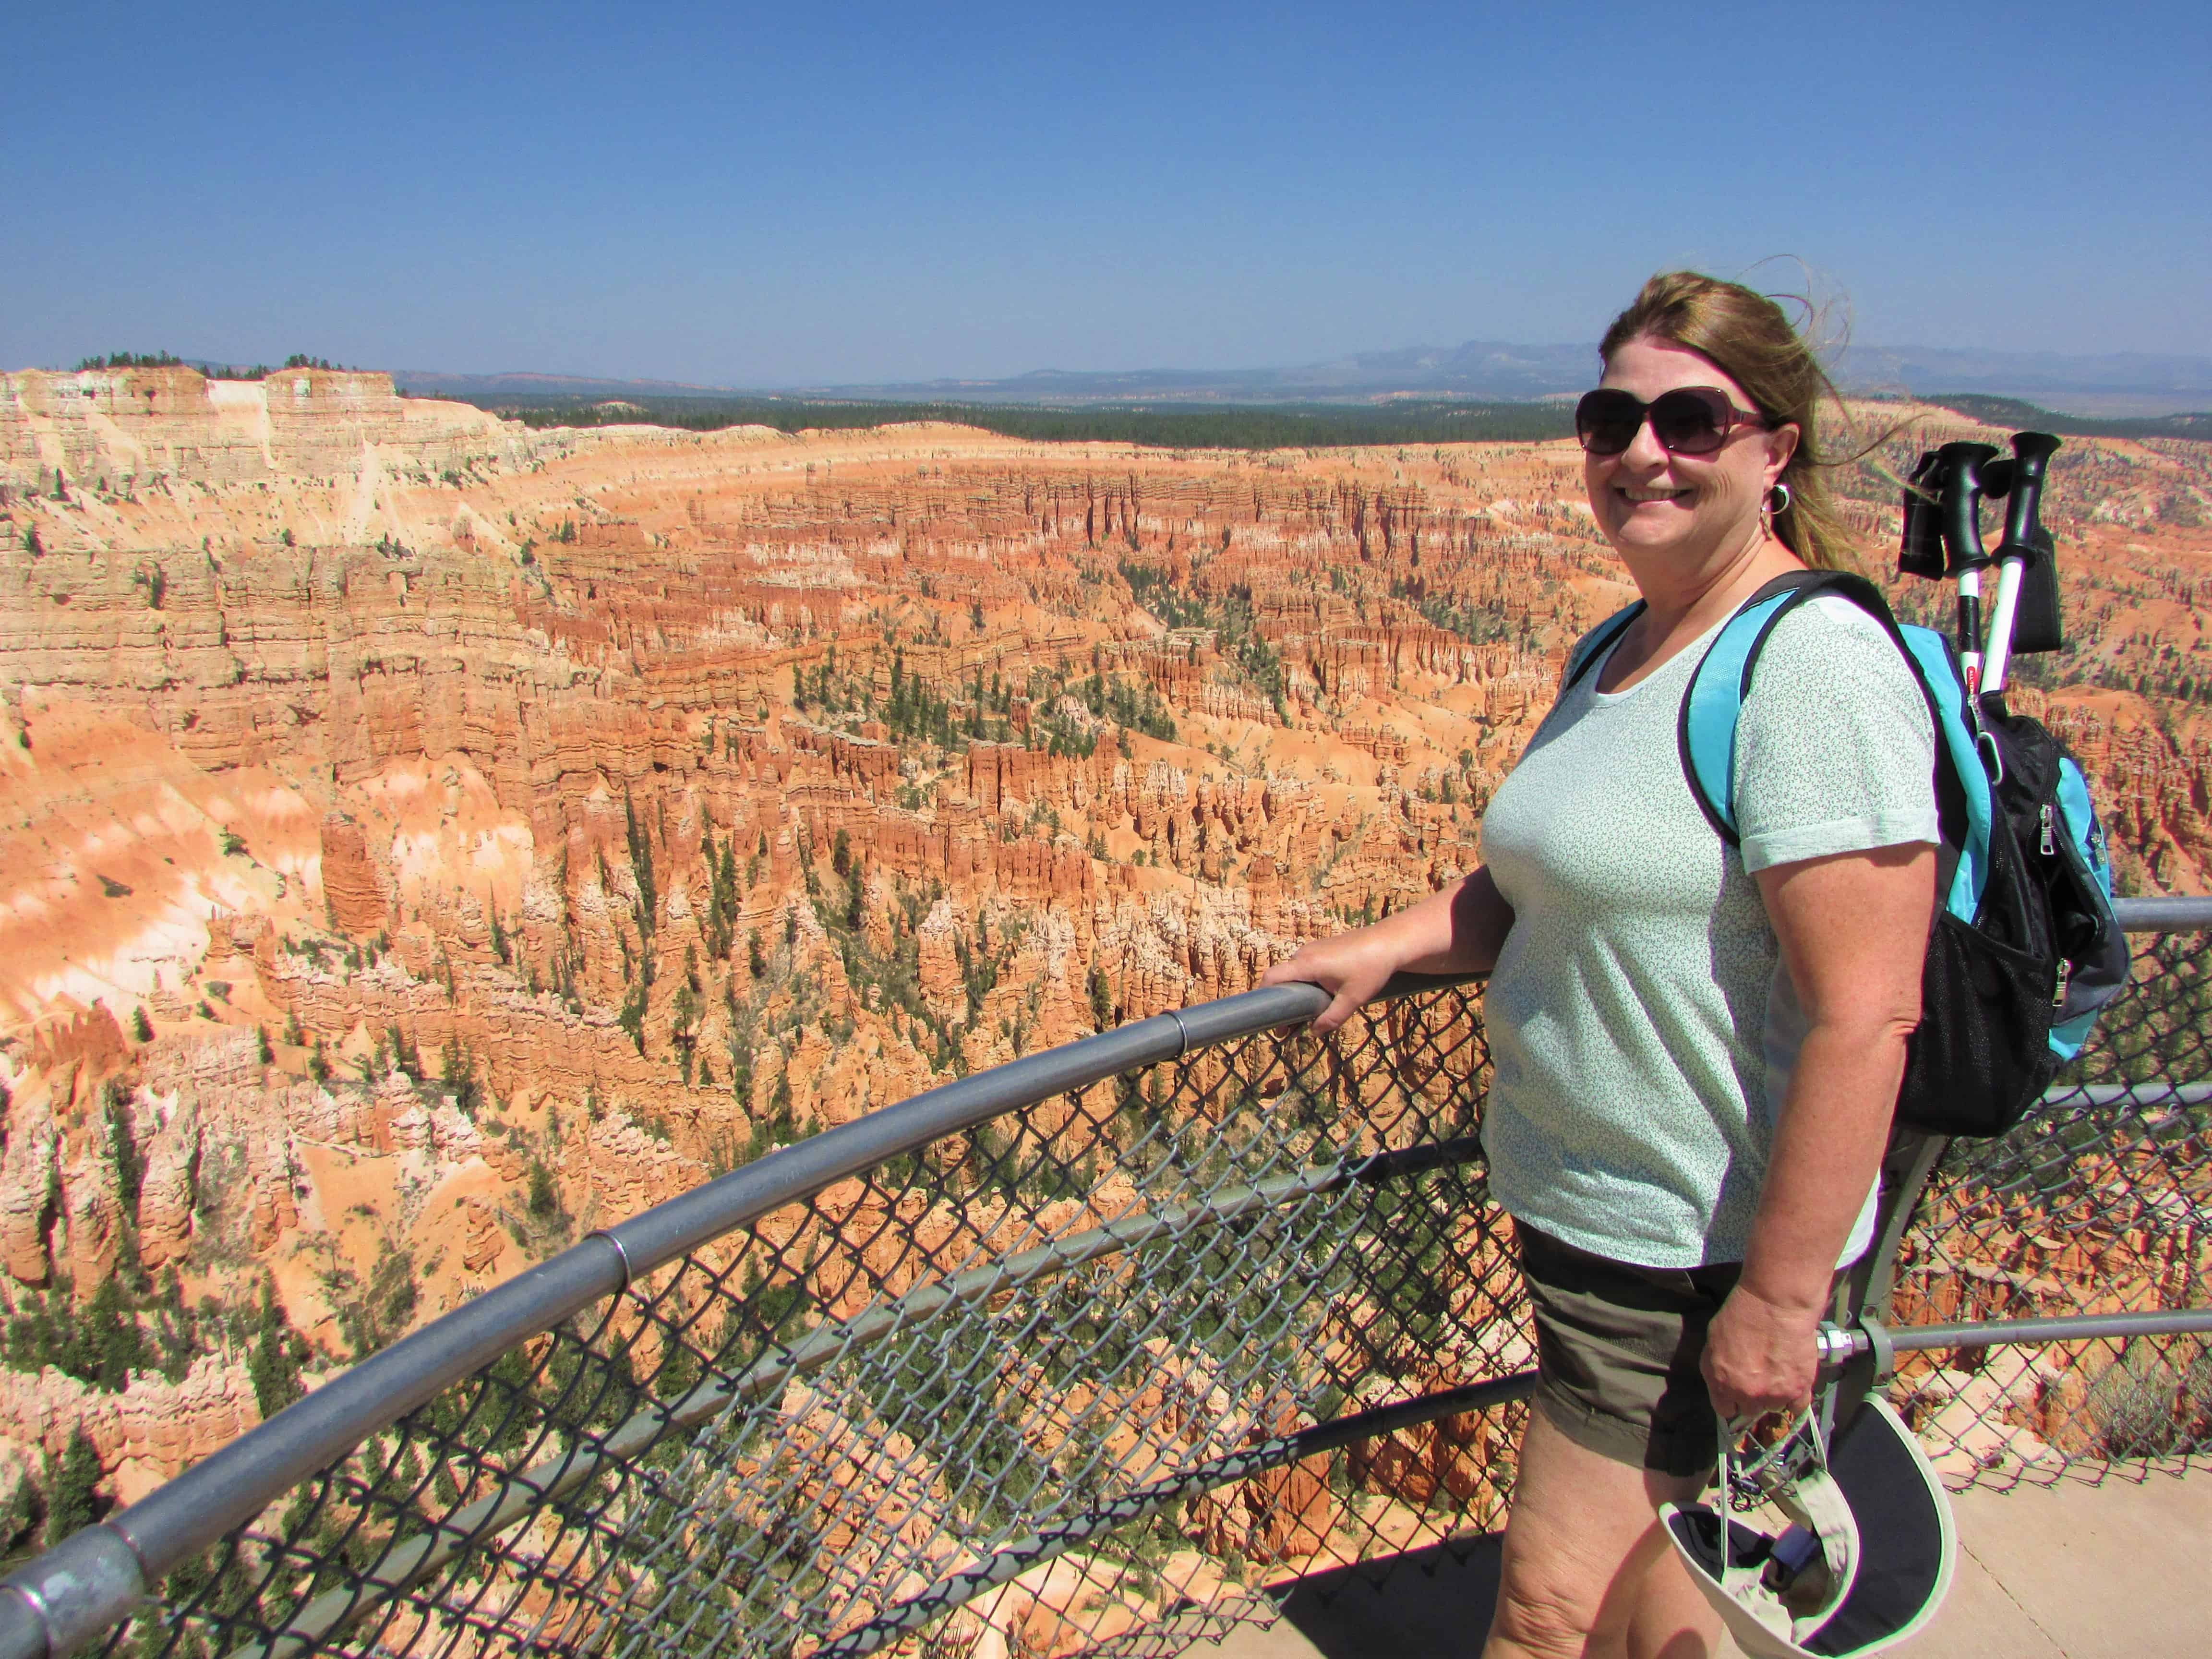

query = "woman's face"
1584;334;1798;577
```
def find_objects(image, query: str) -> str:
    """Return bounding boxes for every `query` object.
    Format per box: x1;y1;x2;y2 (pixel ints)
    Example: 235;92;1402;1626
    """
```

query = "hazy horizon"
24;337;2212;416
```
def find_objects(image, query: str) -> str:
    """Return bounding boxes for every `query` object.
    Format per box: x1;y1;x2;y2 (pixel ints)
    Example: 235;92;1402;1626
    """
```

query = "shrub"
334;1242;418;1361
2089;1342;2189;1457
527;1162;558;1220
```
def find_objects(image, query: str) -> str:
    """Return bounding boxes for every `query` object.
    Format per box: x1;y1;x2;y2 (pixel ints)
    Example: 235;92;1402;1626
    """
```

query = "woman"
1262;272;1937;1659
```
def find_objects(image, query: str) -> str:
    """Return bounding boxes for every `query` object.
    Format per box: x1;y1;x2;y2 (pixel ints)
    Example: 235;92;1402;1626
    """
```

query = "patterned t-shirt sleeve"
1732;597;1939;874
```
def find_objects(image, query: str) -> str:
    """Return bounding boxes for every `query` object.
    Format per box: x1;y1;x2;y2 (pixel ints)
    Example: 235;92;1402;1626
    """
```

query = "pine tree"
246;1277;302;1419
622;790;657;938
0;1471;34;1552
104;1084;142;1211
527;1162;558;1220
44;1430;101;1545
71;1274;144;1392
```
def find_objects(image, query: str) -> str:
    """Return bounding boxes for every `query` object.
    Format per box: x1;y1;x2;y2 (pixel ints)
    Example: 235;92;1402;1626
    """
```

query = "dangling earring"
1762;481;1792;537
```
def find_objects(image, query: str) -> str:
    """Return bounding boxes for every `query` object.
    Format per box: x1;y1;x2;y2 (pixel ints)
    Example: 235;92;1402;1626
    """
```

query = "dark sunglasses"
1575;386;1771;457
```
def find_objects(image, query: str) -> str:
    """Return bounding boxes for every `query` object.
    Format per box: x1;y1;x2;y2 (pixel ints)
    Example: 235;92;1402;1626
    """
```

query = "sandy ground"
1190;1465;2212;1659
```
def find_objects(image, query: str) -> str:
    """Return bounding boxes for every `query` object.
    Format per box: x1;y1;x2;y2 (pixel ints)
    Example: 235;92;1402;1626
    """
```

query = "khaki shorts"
1515;1224;1741;1479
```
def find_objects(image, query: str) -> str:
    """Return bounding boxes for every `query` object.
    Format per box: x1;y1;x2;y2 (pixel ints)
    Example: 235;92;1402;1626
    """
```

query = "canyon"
0;361;2208;1584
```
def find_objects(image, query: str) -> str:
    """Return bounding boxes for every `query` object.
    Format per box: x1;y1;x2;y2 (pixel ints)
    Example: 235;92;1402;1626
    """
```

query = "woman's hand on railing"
1263;868;1515;1034
1262;931;1407;1035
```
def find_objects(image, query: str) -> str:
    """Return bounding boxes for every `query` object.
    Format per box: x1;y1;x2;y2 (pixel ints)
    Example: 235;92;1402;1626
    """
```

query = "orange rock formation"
0;366;2206;1544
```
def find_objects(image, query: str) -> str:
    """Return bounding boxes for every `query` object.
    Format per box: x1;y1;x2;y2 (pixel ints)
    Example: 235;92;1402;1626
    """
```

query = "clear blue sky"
5;0;2207;385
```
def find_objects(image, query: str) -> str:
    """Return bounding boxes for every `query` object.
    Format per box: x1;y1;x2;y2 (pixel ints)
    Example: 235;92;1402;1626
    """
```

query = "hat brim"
1796;1397;1956;1656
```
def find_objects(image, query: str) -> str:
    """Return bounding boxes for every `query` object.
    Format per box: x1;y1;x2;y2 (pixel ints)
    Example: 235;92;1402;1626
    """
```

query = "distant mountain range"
388;369;737;400
1832;347;2212;417
392;341;2212;416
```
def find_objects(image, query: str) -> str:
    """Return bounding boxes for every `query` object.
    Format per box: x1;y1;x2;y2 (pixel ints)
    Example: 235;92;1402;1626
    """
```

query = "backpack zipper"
2053;957;2071;1009
2040;803;2056;857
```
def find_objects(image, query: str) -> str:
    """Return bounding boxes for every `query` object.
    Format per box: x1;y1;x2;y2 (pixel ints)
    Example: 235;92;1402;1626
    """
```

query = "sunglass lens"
1575;390;1643;456
1648;389;1729;455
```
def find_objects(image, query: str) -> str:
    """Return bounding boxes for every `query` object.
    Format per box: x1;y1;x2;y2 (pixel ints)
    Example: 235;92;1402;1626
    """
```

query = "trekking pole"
1899;451;1947;580
1935;441;2003;693
1980;432;2064;695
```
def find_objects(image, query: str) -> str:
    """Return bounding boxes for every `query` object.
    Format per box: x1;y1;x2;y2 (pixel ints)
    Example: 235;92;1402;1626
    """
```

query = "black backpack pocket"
1897;909;2058;1136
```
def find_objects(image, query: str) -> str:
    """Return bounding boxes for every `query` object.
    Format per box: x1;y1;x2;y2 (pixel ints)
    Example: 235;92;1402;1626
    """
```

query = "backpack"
1562;568;2130;1137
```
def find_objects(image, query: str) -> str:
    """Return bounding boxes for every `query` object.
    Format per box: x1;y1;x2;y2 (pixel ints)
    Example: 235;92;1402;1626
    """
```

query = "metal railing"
4;901;2208;1659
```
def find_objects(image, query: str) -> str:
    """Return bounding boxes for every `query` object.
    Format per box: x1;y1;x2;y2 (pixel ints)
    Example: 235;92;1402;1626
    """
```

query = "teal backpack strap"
1562;601;1645;696
1676;570;1947;847
1890;625;1991;921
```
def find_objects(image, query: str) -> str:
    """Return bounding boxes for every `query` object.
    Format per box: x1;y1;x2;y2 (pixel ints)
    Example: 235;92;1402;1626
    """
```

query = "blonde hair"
1600;271;1858;570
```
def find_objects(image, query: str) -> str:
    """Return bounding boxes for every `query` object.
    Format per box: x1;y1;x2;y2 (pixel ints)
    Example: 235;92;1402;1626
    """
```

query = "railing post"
0;1526;147;1659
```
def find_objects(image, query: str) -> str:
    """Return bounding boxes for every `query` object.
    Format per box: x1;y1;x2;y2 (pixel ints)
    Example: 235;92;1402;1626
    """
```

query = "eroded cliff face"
0;382;2206;1526
0;366;520;491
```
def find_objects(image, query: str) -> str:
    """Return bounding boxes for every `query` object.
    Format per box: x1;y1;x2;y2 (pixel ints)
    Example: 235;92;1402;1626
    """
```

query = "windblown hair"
1600;271;1858;570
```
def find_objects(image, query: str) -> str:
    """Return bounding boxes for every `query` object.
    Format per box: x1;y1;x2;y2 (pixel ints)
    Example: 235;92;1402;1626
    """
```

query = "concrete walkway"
1190;1466;2210;1659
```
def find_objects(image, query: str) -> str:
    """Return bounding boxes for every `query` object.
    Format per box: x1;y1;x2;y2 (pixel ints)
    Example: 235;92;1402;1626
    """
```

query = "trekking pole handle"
1996;432;2061;560
1981;433;2062;696
1936;443;2002;689
1935;442;2001;574
1899;450;1946;579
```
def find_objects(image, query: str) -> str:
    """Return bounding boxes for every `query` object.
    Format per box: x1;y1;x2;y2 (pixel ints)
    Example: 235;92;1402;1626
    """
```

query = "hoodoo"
0;383;2206;1550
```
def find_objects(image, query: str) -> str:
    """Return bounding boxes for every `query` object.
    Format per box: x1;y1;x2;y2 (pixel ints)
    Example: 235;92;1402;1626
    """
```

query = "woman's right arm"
1259;867;1514;1034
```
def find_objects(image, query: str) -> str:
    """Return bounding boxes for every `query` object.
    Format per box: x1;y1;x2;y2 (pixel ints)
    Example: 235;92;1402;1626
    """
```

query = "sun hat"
1660;1397;1955;1657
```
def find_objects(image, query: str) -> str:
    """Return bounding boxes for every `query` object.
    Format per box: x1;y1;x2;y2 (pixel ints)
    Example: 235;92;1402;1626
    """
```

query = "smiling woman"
1591;271;1862;575
1264;271;1940;1659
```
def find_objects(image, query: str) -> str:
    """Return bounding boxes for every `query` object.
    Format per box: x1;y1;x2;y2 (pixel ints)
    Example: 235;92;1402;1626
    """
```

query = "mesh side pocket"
1897;910;2058;1136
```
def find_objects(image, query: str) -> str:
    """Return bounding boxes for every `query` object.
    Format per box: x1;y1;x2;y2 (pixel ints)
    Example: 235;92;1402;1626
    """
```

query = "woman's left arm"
1702;841;1936;1422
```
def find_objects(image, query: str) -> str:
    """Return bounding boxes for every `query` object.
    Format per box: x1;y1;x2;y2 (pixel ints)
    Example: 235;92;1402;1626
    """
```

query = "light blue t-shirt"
1479;596;1938;1269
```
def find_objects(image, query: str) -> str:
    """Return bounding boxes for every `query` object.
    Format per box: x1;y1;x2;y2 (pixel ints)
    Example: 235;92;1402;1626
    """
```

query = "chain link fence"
1885;924;2212;1490
4;923;2206;1659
